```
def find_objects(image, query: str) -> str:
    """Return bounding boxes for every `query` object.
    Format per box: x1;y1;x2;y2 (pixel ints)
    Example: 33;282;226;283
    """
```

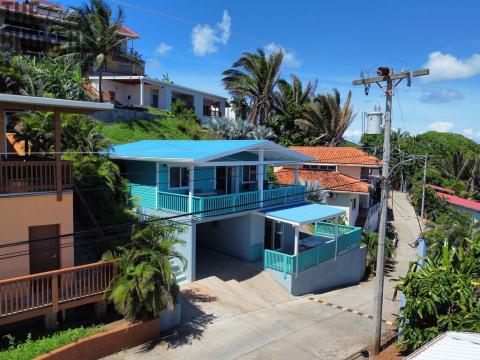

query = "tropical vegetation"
103;220;187;321
56;0;128;102
223;49;356;146
0;325;103;360
395;237;480;352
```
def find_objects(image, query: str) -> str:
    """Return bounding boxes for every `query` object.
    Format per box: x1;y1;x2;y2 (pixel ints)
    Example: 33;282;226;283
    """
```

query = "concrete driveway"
105;193;418;359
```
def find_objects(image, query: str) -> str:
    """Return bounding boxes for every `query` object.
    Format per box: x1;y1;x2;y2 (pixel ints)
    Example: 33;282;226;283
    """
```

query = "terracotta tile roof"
428;184;454;194
118;25;140;39
275;168;370;193
289;146;381;166
436;192;480;212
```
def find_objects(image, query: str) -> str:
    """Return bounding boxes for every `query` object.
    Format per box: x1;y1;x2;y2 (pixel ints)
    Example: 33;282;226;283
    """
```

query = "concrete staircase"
170;260;187;285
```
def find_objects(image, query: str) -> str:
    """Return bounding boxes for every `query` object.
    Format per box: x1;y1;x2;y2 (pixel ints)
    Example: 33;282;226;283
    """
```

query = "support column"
54;112;62;201
334;216;339;260
155;162;159;210
44;313;58;331
194;95;203;118
294;162;299;185
188;165;194;214
139;78;145;106
258;148;264;207
294;225;299;277
0;108;5;159
94;301;107;319
165;87;172;111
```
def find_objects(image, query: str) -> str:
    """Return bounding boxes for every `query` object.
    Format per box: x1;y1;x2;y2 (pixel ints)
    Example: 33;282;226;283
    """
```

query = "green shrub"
361;230;395;275
0;326;103;360
396;242;480;353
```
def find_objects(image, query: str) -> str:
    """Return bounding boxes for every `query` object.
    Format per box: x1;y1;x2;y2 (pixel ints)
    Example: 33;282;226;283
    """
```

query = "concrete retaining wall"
266;246;367;296
36;318;161;360
91;108;158;123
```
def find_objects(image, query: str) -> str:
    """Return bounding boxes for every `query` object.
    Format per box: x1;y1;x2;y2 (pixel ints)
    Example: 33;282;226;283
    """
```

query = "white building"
88;75;229;126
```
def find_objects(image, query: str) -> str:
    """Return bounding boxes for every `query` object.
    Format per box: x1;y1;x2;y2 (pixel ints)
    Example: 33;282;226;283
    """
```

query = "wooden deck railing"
0;160;73;194
0;261;115;326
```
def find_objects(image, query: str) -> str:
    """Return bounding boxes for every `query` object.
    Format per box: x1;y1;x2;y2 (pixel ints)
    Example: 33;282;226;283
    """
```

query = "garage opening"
195;214;264;281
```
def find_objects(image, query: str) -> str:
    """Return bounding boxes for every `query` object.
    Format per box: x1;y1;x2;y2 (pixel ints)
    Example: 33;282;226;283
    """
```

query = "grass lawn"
100;108;217;144
0;325;104;360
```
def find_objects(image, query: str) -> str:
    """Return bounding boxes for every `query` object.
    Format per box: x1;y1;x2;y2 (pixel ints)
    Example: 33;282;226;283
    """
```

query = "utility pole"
420;153;428;218
353;68;429;355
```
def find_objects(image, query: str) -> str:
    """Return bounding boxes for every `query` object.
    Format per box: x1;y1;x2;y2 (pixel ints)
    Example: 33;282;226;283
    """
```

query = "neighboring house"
0;0;144;76
0;94;112;280
109;140;366;295
430;185;480;222
275;147;382;229
88;75;229;126
405;332;480;360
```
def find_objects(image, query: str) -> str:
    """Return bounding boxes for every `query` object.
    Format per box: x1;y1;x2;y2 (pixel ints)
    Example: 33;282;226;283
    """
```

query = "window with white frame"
243;165;257;183
169;167;189;188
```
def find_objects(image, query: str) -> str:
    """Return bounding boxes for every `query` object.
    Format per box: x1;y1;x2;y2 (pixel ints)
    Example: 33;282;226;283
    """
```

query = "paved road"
104;192;420;360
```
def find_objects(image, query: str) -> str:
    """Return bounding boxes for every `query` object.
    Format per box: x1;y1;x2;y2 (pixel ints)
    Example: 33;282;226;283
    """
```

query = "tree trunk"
99;69;103;103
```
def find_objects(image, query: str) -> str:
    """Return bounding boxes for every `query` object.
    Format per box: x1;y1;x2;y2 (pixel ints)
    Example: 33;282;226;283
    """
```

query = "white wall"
337;165;362;179
325;192;360;225
197;213;265;262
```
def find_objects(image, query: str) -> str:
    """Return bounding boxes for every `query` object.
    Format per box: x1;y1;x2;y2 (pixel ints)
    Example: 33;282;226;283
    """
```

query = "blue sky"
66;0;480;142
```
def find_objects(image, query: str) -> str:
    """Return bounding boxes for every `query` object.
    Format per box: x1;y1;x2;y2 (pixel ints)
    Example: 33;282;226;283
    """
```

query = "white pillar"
139;78;144;106
165;87;172;111
155;162;159;210
258;148;264;206
334;216;339;260
194;95;203;118
294;162;299;185
188;165;194;214
294;225;300;277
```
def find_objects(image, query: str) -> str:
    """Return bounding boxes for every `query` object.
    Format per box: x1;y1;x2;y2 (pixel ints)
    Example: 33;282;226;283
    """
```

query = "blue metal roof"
262;203;345;225
109;140;268;162
107;140;314;164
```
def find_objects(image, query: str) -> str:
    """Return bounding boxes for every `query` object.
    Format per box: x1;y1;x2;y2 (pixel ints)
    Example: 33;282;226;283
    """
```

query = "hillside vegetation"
100;108;217;145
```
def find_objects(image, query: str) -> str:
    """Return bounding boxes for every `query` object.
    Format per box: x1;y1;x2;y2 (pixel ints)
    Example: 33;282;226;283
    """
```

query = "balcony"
264;223;362;277
0;160;73;195
1;24;67;44
156;185;306;218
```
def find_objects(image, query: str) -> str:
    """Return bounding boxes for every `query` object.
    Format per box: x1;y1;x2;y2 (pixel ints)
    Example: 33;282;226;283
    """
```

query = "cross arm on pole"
352;69;429;85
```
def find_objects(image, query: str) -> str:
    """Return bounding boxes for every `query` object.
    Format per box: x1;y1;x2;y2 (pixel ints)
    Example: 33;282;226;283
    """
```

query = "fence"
0;160;73;194
0;261;114;326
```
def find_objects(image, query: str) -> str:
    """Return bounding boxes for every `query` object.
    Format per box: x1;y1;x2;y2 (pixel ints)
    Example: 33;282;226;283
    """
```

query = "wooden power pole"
352;68;429;355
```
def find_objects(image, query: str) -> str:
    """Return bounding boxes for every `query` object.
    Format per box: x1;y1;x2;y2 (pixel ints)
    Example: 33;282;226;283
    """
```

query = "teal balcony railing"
157;185;306;218
264;223;362;278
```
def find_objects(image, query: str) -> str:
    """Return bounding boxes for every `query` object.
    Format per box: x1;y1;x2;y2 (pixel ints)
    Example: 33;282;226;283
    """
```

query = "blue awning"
261;203;345;226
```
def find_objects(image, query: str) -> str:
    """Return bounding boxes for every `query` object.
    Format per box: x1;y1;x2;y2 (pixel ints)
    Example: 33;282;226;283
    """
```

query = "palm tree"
296;89;356;147
249;125;276;140
273;74;316;116
56;0;126;102
103;220;187;321
432;150;472;181
222;49;283;125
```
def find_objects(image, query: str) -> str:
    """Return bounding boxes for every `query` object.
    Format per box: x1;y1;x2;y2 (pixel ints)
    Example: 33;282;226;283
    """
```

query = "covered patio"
261;203;365;295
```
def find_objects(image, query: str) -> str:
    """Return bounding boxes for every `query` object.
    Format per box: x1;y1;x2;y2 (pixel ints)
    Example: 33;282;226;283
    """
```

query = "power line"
0;178;368;256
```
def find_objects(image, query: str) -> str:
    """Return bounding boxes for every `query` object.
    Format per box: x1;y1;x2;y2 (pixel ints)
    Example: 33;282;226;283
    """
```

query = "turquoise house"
109;140;365;294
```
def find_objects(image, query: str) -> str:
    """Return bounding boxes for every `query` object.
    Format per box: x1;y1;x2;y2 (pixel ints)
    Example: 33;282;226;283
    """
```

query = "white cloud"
423;51;480;82
344;129;362;142
217;10;231;45
155;42;172;55
191;10;231;56
265;43;301;68
463;128;480;140
428;121;454;133
420;88;463;104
